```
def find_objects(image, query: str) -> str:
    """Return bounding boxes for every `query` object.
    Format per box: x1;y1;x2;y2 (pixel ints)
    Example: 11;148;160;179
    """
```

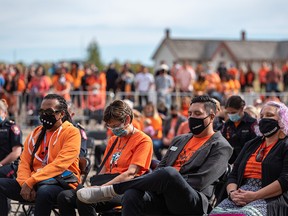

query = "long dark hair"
30;94;72;171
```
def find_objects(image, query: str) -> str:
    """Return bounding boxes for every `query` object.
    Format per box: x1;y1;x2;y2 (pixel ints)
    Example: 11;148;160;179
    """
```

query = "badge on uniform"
11;125;20;135
80;129;87;140
170;146;178;151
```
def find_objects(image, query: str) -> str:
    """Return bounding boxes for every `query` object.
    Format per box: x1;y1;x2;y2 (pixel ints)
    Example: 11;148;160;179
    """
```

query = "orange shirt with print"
173;134;213;171
244;140;278;179
104;130;153;176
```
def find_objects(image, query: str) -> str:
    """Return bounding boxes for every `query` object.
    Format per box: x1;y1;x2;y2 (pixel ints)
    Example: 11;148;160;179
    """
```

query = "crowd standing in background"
1;59;288;215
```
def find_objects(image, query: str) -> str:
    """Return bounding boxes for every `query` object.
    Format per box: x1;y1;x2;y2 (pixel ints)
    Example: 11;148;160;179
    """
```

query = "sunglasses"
256;147;265;162
38;108;61;116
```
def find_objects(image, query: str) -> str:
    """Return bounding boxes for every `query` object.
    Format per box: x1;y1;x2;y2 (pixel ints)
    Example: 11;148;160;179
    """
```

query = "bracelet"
228;189;236;200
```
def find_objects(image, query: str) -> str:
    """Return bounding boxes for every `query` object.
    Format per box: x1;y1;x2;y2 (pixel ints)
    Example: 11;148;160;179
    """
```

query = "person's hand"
230;189;246;206
230;189;256;206
20;183;35;201
30;189;36;201
237;189;257;204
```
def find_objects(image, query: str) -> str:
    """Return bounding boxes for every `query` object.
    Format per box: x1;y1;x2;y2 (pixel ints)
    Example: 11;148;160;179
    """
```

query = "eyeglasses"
256;147;265;162
38;108;61;116
106;122;125;130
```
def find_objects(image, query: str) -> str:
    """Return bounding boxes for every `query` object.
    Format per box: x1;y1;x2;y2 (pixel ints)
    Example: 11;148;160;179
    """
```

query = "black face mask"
259;118;280;137
188;115;210;135
40;114;58;130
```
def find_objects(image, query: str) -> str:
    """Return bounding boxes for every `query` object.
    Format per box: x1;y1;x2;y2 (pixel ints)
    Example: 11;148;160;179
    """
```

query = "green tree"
86;39;104;71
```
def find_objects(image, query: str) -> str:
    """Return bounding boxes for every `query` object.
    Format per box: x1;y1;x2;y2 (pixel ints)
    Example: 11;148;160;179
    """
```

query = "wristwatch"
228;189;236;201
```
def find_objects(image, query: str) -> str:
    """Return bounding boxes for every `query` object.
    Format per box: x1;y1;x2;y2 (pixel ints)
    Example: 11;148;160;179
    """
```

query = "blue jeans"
0;178;64;216
152;139;163;160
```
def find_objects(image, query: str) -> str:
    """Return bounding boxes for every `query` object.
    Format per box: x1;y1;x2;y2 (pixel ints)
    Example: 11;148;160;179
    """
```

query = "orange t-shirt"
166;118;177;139
243;140;278;179
69;69;85;89
176;121;190;135
173;134;213;171
145;115;163;139
104;130;153;176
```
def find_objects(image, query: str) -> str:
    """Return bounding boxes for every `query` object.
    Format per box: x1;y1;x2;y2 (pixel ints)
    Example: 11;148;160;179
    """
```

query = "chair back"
79;157;91;185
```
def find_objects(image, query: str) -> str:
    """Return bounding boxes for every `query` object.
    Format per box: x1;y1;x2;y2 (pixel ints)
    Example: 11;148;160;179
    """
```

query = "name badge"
170;146;178;151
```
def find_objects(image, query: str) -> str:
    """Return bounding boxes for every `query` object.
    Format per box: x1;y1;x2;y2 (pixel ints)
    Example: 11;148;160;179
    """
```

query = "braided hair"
30;94;72;171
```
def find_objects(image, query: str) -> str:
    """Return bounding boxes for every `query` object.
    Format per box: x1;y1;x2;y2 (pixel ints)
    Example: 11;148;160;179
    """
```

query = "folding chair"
87;130;107;158
20;156;91;216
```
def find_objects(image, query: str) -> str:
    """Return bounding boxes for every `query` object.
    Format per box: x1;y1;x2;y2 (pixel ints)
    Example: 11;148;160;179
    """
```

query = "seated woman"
0;94;81;216
57;99;153;216
210;100;288;216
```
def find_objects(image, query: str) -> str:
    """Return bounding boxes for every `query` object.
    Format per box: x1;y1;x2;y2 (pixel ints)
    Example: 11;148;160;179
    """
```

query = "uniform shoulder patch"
11;125;21;135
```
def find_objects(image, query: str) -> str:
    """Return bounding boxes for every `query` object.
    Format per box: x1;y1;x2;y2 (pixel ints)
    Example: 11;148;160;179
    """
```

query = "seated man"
77;95;233;215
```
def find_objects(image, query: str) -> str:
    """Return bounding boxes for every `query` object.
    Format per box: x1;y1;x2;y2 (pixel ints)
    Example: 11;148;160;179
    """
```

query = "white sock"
101;185;118;197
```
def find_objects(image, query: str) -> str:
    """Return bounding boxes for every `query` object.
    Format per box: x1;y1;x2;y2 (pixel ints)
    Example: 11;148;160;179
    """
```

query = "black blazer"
158;131;233;197
227;136;288;198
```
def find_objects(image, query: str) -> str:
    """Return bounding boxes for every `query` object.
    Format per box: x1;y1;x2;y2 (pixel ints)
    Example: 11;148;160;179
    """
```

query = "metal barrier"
7;90;288;128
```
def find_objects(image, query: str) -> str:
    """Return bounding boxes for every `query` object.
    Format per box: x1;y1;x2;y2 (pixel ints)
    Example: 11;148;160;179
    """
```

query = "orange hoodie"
17;121;81;189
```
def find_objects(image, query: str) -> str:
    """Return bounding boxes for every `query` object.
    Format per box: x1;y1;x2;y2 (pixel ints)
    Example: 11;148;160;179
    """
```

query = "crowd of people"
0;60;288;127
0;58;288;215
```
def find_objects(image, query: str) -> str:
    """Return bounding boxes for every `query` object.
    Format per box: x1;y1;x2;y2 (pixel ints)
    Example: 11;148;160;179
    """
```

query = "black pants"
114;167;204;216
57;188;122;216
0;178;64;216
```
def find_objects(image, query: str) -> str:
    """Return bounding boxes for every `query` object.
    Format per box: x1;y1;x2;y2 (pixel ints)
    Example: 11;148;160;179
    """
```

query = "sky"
1;0;288;66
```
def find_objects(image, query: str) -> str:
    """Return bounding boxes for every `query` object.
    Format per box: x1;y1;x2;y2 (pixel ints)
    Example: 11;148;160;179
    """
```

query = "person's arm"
0;146;21;165
103;164;140;186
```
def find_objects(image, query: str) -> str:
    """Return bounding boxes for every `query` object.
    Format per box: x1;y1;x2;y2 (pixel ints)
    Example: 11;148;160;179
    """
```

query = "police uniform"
75;122;88;157
221;112;257;164
0;119;22;178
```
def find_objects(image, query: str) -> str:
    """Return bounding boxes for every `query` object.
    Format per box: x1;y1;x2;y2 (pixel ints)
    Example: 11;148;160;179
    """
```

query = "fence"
7;90;288;128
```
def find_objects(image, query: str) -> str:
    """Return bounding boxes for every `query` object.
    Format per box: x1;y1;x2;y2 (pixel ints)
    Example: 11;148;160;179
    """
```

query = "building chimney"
165;28;170;39
241;30;246;41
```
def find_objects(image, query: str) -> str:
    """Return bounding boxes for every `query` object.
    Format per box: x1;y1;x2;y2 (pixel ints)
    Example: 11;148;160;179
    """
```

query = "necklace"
110;126;135;171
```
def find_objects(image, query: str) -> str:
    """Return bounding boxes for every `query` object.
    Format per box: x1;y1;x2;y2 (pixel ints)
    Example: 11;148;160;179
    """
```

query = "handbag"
37;170;78;189
90;137;120;186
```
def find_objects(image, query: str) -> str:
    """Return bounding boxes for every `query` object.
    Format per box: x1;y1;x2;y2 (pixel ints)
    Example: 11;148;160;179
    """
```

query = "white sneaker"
76;187;114;204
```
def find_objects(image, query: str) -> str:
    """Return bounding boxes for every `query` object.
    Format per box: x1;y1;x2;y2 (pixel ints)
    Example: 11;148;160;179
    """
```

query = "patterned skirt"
210;178;267;216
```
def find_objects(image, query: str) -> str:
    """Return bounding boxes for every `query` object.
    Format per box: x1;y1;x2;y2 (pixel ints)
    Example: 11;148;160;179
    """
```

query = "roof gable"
152;34;288;61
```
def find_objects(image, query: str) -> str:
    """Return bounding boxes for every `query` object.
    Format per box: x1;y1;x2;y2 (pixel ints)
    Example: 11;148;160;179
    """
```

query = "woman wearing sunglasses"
211;100;288;216
0;94;81;216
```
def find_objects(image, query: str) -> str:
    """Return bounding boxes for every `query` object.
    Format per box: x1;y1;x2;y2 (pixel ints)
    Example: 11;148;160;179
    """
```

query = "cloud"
0;0;288;64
